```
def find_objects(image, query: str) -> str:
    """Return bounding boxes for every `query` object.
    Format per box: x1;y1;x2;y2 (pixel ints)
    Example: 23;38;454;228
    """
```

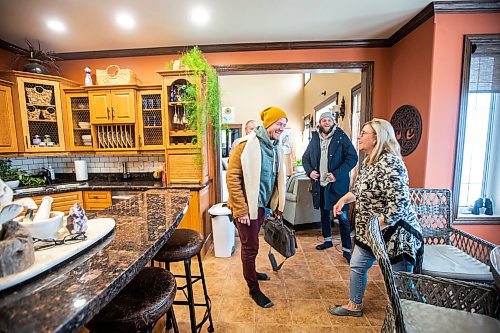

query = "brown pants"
234;208;266;293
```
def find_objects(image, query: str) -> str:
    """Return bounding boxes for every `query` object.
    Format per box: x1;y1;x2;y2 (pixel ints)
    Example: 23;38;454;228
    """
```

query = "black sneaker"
257;272;271;281
315;241;333;250
250;290;273;308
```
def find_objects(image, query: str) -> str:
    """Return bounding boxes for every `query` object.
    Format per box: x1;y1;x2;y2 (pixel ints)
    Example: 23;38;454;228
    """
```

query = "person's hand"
327;173;336;183
378;216;388;230
274;210;282;219
333;201;344;216
310;170;319;180
236;214;251;226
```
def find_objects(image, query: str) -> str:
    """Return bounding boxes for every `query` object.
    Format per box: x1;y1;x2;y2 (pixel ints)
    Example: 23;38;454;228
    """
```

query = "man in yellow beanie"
226;106;288;308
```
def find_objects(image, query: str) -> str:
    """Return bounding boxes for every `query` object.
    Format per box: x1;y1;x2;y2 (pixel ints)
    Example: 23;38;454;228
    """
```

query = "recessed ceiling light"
116;12;135;29
46;19;66;33
191;6;209;25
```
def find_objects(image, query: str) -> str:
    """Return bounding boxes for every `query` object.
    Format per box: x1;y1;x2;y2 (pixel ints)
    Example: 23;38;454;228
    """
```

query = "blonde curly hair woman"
329;118;423;317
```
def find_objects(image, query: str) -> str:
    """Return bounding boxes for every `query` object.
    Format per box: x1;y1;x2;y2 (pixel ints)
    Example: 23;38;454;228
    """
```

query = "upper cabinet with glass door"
0;71;78;153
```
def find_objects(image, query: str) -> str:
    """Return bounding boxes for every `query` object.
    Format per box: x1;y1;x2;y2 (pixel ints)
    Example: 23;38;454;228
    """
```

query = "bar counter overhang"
0;189;189;333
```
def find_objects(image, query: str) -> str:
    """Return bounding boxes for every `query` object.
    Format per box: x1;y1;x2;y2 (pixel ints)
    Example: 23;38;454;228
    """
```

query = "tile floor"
164;228;387;333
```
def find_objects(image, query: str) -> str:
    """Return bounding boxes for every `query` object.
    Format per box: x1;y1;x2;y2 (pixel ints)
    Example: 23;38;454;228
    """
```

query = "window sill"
454;215;500;225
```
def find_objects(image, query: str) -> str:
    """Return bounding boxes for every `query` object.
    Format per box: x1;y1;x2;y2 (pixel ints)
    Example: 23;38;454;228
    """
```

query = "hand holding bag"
262;216;297;271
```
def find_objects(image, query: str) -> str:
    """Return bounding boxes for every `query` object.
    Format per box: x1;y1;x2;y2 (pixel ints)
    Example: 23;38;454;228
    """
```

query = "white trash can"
208;203;235;258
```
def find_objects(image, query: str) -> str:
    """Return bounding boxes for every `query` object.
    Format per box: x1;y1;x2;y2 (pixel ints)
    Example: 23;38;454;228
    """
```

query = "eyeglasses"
359;130;376;137
33;233;87;251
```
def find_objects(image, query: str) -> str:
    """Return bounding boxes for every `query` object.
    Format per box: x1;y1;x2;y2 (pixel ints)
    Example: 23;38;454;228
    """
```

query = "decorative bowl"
16;211;64;240
5;180;20;189
78;122;91;129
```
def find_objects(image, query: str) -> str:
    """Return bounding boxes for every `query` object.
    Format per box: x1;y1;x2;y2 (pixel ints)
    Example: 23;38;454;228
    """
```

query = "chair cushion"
153;229;203;262
422;245;493;281
87;267;176;333
286;192;297;202
401;299;500;333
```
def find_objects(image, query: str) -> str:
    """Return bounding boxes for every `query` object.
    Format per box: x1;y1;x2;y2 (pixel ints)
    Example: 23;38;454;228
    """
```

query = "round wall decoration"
390;105;422;156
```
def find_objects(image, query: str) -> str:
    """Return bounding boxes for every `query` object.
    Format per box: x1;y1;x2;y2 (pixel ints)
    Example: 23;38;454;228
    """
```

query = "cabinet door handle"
25;136;29;148
111;107;115;119
138;135;142;148
107;107;110;119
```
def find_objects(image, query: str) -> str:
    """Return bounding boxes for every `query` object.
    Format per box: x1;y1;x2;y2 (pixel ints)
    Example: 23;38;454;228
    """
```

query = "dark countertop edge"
56;190;189;333
13;182;209;199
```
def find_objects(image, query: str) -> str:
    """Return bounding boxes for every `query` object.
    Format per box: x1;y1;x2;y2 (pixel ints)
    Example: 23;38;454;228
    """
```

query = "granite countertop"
0;189;190;333
13;180;208;198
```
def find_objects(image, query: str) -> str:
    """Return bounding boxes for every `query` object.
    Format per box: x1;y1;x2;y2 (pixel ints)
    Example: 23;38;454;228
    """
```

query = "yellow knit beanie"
260;106;288;128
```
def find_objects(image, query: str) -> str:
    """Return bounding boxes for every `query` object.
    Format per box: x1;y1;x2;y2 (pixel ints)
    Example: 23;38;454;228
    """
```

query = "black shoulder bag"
262;216;297;271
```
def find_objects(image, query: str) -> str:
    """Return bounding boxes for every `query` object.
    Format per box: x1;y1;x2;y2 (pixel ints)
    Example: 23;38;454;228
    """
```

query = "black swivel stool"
152;229;214;333
86;267;179;333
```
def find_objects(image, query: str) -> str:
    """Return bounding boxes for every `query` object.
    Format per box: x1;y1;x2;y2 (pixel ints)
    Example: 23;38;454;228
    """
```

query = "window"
454;35;500;223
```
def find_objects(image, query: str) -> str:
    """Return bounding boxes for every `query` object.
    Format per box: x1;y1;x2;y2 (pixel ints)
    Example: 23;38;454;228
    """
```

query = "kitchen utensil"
17;211;64;240
33;197;53;222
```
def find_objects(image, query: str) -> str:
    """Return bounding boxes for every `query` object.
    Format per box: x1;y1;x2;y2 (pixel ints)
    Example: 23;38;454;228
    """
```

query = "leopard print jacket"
353;152;423;265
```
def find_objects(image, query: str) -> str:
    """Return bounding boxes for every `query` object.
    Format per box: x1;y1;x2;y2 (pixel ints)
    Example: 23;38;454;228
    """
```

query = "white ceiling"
0;0;462;53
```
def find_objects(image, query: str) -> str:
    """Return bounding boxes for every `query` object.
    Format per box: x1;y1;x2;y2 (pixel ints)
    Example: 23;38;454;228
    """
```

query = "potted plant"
12;40;61;75
178;47;222;140
0;159;21;189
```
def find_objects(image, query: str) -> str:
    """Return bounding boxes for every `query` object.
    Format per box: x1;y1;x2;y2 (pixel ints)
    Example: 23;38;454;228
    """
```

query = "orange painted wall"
57;48;392;121
0;49;16;70
456;225;500;245
388;18;435;188
426;13;500;189
425;13;500;243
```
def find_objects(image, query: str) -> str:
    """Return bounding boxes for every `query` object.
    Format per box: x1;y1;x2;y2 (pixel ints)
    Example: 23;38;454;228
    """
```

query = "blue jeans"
349;245;413;305
320;186;351;252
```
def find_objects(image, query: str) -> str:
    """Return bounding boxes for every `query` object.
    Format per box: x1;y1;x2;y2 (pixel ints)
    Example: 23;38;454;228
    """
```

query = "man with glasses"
226;106;288;308
302;112;358;262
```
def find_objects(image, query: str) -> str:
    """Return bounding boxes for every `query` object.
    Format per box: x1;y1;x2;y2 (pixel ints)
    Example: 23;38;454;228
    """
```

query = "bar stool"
86;267;179;333
152;229;214;333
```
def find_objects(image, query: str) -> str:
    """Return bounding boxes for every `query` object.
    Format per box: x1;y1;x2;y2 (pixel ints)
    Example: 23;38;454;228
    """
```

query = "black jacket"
302;129;358;210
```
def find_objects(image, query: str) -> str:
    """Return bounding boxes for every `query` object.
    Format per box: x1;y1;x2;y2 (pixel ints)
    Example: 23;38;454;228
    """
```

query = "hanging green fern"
180;47;222;142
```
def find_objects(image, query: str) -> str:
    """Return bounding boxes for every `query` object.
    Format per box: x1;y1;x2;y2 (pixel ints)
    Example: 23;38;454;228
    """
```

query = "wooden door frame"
211;61;374;203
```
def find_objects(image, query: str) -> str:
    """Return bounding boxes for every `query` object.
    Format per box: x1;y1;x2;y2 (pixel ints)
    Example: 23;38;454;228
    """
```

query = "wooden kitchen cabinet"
83;191;112;210
65;90;93;151
0;71;78;153
157;70;211;185
137;87;165;150
30;191;83;214
0;79;18;153
88;87;136;124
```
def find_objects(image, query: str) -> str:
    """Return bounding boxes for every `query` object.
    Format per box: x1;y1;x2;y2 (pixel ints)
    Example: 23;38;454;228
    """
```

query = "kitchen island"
0;189;189;333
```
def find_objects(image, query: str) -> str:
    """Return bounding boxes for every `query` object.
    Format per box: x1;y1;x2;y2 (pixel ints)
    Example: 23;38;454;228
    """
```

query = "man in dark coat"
302;111;358;262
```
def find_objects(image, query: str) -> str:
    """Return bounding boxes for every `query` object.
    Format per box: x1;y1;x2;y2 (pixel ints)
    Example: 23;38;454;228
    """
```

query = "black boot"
250;290;273;308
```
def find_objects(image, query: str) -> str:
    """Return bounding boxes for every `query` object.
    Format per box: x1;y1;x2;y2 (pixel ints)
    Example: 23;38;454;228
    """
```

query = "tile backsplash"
5;155;165;175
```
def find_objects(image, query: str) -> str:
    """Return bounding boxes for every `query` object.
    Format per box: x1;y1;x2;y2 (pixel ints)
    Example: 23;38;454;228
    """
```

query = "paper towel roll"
74;160;88;181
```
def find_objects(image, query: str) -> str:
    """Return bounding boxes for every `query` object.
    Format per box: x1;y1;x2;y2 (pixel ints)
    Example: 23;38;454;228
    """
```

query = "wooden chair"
366;217;499;333
409;188;495;282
